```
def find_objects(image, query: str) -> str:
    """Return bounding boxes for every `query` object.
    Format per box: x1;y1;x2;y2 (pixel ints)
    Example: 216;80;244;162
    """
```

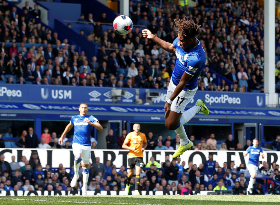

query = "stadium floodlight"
145;90;161;105
111;89;126;103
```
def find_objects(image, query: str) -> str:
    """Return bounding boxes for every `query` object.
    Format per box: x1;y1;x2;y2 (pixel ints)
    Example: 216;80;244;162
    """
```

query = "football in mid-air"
113;15;133;35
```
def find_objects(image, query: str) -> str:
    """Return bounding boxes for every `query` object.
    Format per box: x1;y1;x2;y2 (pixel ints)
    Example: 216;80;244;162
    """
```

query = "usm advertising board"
0;85;265;108
0;149;278;169
0;85;136;104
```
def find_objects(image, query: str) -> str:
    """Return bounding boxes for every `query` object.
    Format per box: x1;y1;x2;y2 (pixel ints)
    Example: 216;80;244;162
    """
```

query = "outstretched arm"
142;29;176;53
59;122;73;144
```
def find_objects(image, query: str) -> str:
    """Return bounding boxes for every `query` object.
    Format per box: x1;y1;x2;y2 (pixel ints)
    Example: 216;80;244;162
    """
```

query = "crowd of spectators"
1;126;280;195
0;151;279;195
1;0;279;92
76;0;280;93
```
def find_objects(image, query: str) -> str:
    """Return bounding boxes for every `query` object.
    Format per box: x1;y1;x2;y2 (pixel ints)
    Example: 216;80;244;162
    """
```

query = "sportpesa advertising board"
0;85;265;108
0;149;278;169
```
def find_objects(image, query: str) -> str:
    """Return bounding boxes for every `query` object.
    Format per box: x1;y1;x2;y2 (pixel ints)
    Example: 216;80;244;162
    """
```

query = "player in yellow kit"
122;124;147;195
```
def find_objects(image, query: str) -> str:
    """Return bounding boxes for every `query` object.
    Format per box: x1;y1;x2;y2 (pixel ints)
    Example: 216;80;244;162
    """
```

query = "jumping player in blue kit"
142;19;209;159
244;138;265;195
59;103;103;195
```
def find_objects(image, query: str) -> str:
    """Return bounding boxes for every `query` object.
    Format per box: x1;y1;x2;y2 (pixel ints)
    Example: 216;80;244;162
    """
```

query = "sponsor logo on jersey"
74;122;88;126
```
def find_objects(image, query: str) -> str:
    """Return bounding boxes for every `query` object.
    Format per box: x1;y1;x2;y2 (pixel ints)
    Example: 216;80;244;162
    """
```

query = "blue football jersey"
246;146;263;167
70;115;98;146
171;37;206;91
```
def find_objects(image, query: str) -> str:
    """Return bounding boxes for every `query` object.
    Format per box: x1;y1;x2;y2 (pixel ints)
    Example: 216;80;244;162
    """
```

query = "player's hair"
174;19;201;39
253;138;258;141
79;103;88;107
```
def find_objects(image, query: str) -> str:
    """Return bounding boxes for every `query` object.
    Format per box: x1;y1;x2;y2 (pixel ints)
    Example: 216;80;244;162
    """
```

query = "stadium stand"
0;0;279;196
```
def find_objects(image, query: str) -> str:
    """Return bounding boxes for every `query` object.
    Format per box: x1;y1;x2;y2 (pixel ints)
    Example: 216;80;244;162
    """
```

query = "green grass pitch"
0;195;280;205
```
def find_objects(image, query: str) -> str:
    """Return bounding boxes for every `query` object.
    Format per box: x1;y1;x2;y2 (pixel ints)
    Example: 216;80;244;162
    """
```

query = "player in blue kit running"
142;19;209;158
59;103;103;195
244;138;264;195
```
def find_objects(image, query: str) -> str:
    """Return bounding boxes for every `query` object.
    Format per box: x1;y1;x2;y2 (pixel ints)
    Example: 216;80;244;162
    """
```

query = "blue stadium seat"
4;74;13;80
25;81;33;84
216;144;221;150
1;42;77;50
0;80;5;84
4;141;12;148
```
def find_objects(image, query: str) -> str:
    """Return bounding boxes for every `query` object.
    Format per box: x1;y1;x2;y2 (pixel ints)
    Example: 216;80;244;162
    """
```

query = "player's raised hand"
142;29;154;39
84;118;90;123
59;136;64;145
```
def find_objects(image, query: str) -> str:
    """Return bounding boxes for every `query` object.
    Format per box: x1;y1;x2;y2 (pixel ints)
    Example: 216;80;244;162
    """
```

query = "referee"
122;124;147;195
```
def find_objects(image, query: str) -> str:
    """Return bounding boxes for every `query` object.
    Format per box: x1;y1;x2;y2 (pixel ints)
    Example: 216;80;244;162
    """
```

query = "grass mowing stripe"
0;195;279;205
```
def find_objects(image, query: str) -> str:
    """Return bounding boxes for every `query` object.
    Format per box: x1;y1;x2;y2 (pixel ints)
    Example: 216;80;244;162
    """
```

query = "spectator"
0;155;12;177
0;134;5;148
77;14;87;22
237;67;248;80
34;164;44;180
146;132;156;150
203;154;216;183
25;127;39;148
236;143;243;150
146;157;161;169
63;141;72;149
225;134;235;150
253;183;264;195
106;129;117;149
91;157;105;177
155;141;167;150
244;140;251;150
29;152;41;171
167;159;179;186
238;75;248;89
165;141;174;150
260;162;274;176
117;130;127;149
272;135;280;151
104;160;112;179
219;143;227;150
91;137;97;149
49;138;61;149
248;74;260;92
10;156;20;177
38;138;51;149
98;13;108;23
22;180;34;191
11;171;21;187
232;182;241;195
206;133;217;149
213;181;227;191
191;170;204;189
22;164;34;183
